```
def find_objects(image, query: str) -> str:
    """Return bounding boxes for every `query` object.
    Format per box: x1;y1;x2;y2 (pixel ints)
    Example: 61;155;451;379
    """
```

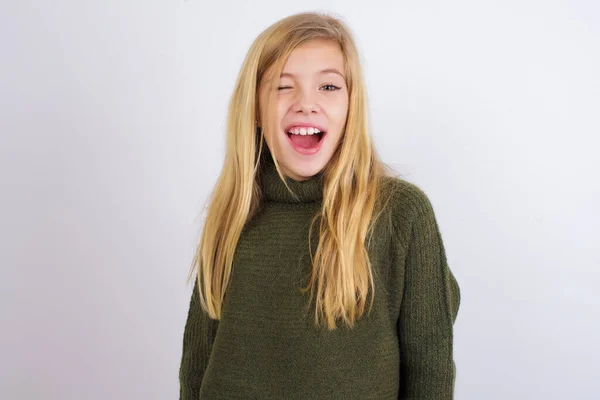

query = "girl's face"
258;39;349;181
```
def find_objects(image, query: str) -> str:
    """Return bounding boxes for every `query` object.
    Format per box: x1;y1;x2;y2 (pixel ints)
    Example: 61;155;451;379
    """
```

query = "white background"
2;1;599;399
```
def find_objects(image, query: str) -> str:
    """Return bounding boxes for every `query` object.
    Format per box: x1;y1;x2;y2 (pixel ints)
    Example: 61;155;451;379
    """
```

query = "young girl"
179;12;460;400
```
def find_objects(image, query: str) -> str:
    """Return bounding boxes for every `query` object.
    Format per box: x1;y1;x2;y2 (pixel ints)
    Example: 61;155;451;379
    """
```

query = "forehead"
282;40;345;74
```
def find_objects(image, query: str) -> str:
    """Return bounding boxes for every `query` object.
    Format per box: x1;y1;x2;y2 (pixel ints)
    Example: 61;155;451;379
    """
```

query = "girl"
179;11;460;400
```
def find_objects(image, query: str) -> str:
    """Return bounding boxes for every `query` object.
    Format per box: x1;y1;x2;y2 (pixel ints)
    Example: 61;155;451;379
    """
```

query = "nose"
292;89;318;114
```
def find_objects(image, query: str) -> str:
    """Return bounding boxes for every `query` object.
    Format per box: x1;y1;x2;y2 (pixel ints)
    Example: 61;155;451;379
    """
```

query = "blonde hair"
188;11;397;330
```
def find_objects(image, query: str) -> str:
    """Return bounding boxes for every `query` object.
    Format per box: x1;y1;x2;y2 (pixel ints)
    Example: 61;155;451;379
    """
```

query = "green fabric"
179;155;461;399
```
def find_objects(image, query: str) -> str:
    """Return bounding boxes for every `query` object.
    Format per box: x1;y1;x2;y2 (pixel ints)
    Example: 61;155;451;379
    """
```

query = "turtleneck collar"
258;147;324;203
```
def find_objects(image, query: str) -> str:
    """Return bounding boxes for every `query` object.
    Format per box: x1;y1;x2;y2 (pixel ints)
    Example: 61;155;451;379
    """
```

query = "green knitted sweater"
179;156;461;399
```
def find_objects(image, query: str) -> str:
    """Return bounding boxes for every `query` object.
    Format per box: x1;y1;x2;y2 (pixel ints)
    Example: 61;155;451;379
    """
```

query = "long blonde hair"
188;11;397;330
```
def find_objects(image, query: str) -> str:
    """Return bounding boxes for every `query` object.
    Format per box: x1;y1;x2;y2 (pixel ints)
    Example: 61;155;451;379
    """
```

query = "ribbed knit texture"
179;154;461;399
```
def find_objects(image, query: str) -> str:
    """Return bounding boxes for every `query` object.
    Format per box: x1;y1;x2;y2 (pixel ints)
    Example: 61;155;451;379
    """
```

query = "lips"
285;128;326;155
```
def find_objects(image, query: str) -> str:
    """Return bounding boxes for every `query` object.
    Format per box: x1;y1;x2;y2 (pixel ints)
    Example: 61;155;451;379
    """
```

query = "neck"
258;148;324;203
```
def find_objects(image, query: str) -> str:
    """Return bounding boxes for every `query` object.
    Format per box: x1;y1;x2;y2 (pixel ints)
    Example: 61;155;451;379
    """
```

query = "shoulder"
380;175;435;219
378;175;437;240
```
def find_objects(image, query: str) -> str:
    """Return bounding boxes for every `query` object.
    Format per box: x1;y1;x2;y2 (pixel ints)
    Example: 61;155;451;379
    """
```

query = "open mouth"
285;128;326;155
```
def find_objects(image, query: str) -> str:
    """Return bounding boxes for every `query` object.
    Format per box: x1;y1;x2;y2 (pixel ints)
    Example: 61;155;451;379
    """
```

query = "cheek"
330;98;349;127
276;100;288;124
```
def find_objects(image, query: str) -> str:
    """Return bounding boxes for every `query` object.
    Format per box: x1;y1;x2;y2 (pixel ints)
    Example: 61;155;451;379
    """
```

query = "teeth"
287;127;322;135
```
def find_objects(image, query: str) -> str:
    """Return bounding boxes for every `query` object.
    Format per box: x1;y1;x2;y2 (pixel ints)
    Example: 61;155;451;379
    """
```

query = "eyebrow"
280;68;345;79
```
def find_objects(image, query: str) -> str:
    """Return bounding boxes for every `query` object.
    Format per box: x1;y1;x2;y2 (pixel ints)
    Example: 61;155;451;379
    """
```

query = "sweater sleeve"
397;192;461;400
179;276;219;400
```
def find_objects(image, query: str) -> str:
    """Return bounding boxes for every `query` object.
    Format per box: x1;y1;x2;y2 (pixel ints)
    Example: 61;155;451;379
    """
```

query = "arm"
397;196;461;399
179;276;219;400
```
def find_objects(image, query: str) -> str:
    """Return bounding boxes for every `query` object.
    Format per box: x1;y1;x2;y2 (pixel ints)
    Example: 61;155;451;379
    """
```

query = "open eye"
321;84;341;91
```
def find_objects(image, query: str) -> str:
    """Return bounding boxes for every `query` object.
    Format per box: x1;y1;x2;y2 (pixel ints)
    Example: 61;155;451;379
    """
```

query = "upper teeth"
287;127;322;135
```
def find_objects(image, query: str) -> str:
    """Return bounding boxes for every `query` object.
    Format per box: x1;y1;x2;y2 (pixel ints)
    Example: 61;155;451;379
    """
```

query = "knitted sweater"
179;156;461;400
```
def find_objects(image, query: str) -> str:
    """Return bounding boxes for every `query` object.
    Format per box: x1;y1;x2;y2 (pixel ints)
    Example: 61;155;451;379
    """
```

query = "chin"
281;158;326;181
271;131;334;179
